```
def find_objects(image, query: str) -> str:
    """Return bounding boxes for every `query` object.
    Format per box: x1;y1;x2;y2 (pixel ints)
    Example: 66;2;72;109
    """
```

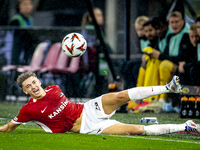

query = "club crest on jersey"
95;102;101;111
59;93;64;97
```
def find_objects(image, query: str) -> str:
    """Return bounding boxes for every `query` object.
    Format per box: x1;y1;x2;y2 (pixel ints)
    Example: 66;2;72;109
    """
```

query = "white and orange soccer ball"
62;33;87;57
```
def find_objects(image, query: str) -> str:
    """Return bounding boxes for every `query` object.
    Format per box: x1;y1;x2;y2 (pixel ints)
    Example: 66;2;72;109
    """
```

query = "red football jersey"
12;85;84;133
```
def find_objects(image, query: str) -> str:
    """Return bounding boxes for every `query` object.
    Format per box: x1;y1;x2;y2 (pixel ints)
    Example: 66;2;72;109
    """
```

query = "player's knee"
114;92;127;103
159;60;172;71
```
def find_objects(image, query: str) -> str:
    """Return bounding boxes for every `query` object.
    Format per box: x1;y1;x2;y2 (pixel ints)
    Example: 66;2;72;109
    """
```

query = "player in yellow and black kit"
132;20;159;111
141;11;191;112
136;16;174;112
137;20;158;88
127;16;149;110
138;17;173;111
134;16;149;88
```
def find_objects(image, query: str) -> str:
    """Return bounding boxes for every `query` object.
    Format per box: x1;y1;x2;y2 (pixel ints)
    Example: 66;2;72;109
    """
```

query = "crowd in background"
128;11;200;113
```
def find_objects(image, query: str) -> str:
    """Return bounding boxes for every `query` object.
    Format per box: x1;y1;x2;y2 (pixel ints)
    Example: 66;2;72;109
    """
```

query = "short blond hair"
170;11;183;19
17;71;37;88
190;23;197;31
135;16;149;25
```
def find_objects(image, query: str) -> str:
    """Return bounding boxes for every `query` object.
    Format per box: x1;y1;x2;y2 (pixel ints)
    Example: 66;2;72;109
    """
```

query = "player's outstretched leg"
128;75;182;101
139;75;182;112
102;75;182;114
143;120;199;136
102;120;199;135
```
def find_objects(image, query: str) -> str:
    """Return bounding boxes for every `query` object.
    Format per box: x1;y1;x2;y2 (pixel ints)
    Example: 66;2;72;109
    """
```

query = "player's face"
154;24;168;39
189;29;199;47
22;76;45;99
135;23;144;37
143;24;156;41
19;0;33;17
93;8;104;25
169;17;184;34
197;21;200;36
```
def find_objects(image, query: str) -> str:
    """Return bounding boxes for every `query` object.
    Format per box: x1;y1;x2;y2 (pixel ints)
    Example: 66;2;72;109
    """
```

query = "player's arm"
0;122;20;132
178;61;186;73
142;46;161;59
151;49;160;59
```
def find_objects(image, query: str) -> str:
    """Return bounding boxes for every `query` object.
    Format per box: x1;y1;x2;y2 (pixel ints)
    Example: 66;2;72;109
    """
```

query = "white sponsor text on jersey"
48;99;68;119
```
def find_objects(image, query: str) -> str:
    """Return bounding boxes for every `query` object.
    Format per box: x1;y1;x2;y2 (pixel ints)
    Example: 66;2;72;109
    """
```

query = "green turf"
0;102;200;150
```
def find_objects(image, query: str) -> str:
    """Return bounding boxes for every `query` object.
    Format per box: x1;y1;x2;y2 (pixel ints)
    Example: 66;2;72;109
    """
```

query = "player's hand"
151;49;160;59
178;61;185;73
0;122;20;132
142;54;148;67
142;46;153;55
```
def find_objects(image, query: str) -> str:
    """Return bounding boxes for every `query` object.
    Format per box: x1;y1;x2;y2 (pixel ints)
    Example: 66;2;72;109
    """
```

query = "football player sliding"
0;71;199;135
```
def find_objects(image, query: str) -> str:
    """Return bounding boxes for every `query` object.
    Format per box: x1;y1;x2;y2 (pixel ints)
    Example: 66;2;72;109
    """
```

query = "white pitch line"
106;134;200;144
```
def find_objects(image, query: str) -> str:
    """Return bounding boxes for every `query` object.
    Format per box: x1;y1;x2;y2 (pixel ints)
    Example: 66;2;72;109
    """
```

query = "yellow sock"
137;67;146;87
159;60;173;100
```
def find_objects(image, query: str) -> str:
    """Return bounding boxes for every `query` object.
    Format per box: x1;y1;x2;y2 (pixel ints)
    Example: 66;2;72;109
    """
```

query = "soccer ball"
62;33;87;57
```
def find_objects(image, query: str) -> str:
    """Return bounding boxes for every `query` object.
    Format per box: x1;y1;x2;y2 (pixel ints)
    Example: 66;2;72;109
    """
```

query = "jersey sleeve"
12;105;33;124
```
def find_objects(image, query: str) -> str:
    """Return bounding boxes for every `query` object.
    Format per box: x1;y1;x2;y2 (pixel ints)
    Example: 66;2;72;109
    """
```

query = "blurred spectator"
81;7;110;73
196;17;200;36
151;11;190;94
184;17;200;85
178;23;200;85
10;0;33;27
149;11;190;111
9;0;34;65
125;16;149;110
138;16;175;112
121;16;149;91
137;20;158;88
137;18;172;111
139;17;173;111
159;11;190;88
151;17;173;54
129;20;158;111
134;16;150;50
80;7;110;97
81;8;101;72
197;17;200;61
143;17;173;103
122;16;149;85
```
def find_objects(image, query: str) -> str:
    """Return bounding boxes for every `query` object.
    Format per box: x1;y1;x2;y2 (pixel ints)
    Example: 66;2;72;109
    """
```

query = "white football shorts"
80;96;120;134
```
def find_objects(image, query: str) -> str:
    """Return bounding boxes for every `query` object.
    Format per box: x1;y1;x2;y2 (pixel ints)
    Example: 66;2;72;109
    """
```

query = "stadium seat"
2;65;17;72
51;49;70;74
39;42;62;73
17;42;49;72
51;55;80;74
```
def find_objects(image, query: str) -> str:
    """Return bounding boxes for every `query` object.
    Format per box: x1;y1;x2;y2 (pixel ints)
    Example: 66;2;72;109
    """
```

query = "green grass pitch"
0;102;200;150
